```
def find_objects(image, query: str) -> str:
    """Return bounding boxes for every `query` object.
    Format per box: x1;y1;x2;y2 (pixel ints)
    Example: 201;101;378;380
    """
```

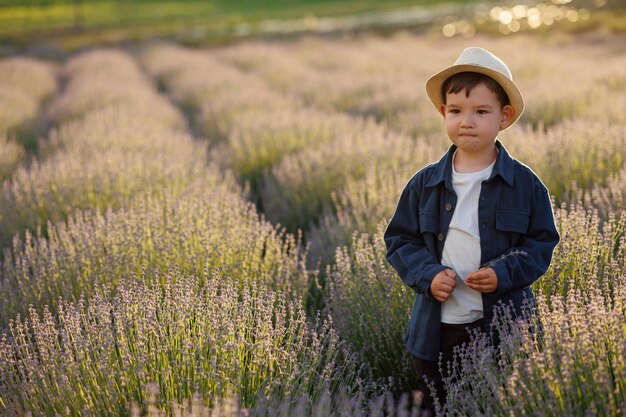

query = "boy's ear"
500;105;515;129
439;104;447;118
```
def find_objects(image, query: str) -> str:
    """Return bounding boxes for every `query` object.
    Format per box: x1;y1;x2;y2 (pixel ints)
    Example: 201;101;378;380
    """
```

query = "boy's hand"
466;267;498;293
430;269;457;302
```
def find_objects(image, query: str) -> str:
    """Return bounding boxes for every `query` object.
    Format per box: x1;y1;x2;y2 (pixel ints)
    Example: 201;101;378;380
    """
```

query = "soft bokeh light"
443;22;456;37
499;10;514;24
443;0;600;38
567;9;580;22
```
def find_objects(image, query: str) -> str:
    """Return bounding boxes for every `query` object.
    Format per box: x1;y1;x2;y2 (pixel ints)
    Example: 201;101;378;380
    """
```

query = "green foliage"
538;204;626;300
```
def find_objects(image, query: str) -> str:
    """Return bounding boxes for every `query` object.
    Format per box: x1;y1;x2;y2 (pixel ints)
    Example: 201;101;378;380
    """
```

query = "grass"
0;0;472;30
0;0;475;51
1;1;624;53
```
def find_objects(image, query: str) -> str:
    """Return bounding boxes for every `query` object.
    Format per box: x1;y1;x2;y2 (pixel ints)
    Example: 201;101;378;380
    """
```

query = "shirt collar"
425;139;515;189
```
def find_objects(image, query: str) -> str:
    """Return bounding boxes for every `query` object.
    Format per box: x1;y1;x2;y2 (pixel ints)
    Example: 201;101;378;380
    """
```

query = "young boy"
384;47;559;413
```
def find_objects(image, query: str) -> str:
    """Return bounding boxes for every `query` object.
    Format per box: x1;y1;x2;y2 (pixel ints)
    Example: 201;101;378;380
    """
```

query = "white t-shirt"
440;156;495;324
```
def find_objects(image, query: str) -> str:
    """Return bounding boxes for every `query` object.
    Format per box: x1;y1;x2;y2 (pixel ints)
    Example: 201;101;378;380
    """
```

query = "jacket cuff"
418;264;448;298
490;261;511;296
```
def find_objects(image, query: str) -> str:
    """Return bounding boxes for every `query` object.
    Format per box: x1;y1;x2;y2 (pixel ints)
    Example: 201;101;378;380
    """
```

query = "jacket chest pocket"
495;209;529;247
419;213;440;234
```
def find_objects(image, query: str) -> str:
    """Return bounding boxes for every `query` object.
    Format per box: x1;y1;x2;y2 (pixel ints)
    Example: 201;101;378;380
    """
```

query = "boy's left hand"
466;268;498;293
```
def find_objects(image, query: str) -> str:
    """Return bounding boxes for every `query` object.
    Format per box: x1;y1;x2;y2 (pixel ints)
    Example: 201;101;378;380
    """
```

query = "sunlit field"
1;27;625;416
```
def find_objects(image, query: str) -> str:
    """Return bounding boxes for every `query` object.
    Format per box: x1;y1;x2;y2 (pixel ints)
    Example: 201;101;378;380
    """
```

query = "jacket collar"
425;139;515;189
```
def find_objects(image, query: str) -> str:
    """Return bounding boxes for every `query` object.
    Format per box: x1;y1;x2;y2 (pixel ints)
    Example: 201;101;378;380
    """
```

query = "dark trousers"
412;318;483;415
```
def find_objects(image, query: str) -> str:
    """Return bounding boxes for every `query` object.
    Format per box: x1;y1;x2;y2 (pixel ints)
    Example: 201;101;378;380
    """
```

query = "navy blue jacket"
384;140;559;361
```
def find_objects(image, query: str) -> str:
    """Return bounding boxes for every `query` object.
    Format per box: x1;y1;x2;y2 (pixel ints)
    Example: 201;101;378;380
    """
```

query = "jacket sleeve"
486;180;560;296
384;184;448;297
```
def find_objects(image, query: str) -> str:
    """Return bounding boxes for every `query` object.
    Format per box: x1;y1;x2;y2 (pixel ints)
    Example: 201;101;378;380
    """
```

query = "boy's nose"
460;113;475;127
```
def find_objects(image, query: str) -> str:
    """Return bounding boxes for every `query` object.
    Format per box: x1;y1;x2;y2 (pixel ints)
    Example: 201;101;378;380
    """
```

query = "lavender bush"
437;270;625;417
0;57;57;156
260;125;419;231
320;202;624;416
139;43;293;143
0;270;364;416
0;134;206;246
131;383;426;417
47;49;181;126
307;144;441;266
0;177;308;326
327;225;416;391
0;57;57;135
503;120;626;204
216;37;441;138
576;165;626;219
217;109;355;187
0;136;25;181
539;204;625;299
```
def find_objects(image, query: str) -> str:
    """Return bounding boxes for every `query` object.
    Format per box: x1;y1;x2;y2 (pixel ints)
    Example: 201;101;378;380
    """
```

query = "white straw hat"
425;47;524;129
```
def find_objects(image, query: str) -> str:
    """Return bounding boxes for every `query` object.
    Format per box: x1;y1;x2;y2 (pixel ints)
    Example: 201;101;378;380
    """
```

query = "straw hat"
425;47;524;128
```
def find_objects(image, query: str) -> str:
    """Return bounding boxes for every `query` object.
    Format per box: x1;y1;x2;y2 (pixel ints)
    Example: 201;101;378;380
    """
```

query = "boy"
384;47;559;413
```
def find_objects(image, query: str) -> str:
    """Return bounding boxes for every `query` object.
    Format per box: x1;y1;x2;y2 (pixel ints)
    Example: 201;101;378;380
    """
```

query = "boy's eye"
477;110;489;114
449;109;460;114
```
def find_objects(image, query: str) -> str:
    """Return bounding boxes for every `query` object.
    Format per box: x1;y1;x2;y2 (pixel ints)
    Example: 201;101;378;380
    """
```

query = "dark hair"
441;72;510;107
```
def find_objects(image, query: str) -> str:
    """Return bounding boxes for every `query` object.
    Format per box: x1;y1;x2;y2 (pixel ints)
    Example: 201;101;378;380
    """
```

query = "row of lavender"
0;57;57;180
0;50;370;416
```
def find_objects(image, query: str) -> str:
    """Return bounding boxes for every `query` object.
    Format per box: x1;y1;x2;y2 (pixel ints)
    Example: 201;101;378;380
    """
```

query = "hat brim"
425;64;524;130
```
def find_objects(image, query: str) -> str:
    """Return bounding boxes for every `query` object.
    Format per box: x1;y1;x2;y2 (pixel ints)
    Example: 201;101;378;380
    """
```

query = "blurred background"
0;0;624;55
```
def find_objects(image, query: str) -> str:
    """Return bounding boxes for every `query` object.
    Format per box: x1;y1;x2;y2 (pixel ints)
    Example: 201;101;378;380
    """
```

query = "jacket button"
445;203;452;211
437;233;444;241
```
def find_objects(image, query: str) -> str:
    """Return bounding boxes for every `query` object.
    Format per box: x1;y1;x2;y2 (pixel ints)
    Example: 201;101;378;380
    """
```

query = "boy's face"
439;82;514;156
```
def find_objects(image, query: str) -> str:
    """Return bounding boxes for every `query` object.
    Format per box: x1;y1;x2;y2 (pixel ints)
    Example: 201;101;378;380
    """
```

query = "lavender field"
1;30;625;416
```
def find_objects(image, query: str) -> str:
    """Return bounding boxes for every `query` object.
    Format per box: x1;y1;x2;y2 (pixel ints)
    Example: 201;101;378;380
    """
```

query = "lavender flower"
485;249;529;269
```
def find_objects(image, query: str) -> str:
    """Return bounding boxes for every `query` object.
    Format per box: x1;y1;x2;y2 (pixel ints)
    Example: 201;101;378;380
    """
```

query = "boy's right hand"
430;269;457;302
